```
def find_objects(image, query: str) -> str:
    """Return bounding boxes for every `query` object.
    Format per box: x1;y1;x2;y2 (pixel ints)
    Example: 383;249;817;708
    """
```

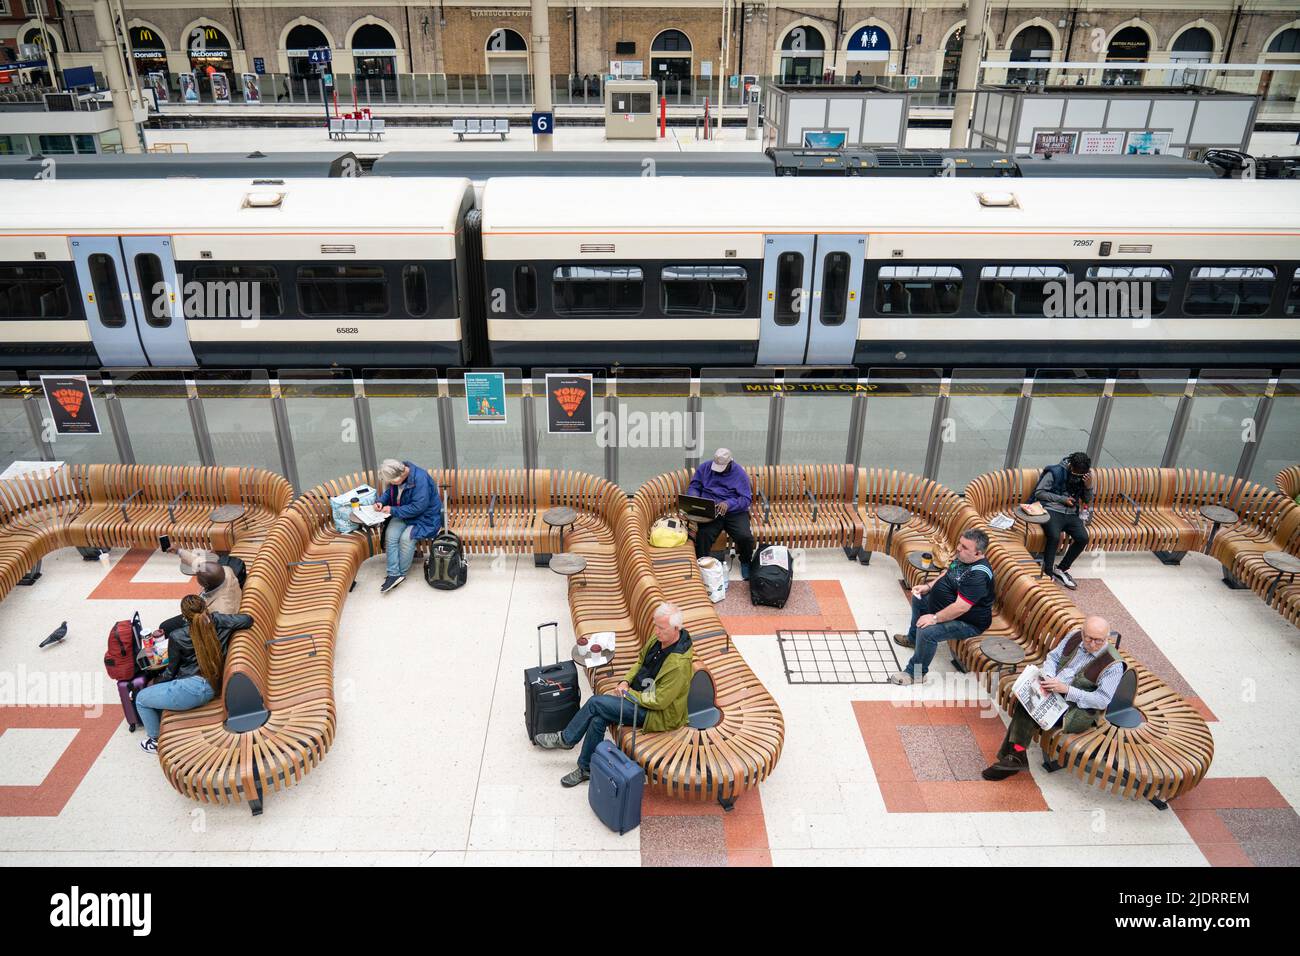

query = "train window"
134;254;170;328
1287;268;1300;316
403;265;428;317
660;265;748;316
874;265;962;316
976;265;1068;316
190;265;283;317
1183;266;1275;317
297;265;388;316
515;265;538;315
87;253;125;327
773;253;804;326
1086;265;1173;316
553;265;643;315
819;253;850;326
0;265;69;319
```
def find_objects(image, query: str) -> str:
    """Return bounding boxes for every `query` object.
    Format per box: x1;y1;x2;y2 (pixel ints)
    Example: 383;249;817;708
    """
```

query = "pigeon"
39;621;67;648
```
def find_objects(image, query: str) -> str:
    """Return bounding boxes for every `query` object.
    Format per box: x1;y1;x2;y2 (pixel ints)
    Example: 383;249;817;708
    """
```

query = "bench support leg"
843;544;859;561
1220;566;1248;590
18;559;42;586
1041;757;1063;773
857;549;872;566
1150;797;1169;811
534;553;551;568
1152;550;1186;566
717;794;735;812
949;651;967;674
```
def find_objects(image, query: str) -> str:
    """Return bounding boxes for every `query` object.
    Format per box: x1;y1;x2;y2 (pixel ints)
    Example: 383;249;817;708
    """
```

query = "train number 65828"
336;327;359;334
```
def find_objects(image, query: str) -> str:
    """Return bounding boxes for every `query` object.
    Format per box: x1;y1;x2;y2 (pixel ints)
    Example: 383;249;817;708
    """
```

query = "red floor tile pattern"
641;787;772;866
719;580;857;636
853;700;1050;813
87;549;200;602
1172;778;1299;867
0;706;124;817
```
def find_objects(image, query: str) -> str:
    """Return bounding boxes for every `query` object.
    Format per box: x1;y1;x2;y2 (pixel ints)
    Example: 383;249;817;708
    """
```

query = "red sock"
1013;744;1026;752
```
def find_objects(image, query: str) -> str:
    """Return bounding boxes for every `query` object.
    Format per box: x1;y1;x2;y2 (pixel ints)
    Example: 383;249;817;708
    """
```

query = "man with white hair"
982;615;1122;780
373;457;443;593
535;602;695;788
688;448;756;580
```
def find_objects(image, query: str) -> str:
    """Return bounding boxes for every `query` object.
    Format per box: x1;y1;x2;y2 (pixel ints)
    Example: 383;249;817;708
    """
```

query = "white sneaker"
139;736;158;755
888;671;930;686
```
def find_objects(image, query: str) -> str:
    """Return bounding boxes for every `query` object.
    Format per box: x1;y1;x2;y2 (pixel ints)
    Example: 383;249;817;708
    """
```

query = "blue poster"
466;371;507;423
804;131;847;148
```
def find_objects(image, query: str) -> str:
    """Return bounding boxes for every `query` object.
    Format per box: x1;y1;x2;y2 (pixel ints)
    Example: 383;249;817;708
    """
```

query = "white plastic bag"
698;556;728;604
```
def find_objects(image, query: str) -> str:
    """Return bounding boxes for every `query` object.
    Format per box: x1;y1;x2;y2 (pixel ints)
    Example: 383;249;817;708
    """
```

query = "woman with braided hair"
135;593;253;756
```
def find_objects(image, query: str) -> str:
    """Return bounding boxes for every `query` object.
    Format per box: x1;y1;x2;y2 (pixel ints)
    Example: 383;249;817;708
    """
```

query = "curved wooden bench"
1277;465;1300;501
0;464;291;605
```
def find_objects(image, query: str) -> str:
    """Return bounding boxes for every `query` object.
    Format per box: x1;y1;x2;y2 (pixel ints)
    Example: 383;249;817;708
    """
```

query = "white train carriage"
480;176;1300;369
0;177;476;369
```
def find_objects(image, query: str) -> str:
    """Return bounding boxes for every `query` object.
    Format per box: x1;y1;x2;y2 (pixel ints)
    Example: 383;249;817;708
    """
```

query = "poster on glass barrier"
179;71;199;103
40;375;101;436
1125;130;1171;155
546;373;593;435
241;73;261;104
149;71;169;104
211;72;231;105
465;371;507;424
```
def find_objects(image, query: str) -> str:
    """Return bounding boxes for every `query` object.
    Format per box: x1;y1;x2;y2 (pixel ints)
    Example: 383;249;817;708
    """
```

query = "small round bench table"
542;505;578;552
906;550;946;580
876;505;913;556
1262;550;1300;605
549;552;587;587
1199;504;1239;554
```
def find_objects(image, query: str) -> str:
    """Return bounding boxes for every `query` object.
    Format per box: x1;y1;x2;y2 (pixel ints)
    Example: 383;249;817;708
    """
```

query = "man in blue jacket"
374;457;443;593
688;448;756;580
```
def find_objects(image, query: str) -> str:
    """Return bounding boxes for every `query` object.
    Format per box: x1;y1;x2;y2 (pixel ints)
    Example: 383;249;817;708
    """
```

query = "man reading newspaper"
982;616;1123;781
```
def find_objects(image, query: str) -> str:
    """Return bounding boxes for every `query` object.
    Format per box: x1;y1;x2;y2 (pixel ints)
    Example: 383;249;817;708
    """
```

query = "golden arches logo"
205;27;220;40
137;28;155;42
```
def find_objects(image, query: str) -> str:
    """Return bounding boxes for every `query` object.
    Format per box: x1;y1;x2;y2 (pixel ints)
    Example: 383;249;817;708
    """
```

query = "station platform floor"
1;541;1296;867
140;124;1300;158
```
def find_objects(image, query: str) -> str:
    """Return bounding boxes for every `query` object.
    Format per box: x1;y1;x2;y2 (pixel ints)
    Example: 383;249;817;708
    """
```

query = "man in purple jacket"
688;448;756;580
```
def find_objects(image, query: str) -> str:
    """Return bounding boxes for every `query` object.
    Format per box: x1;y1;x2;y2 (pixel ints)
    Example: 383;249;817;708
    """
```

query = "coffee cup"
921;551;933;569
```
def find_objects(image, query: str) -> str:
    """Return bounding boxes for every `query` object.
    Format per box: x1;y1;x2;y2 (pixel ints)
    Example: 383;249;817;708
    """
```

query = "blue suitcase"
588;698;644;835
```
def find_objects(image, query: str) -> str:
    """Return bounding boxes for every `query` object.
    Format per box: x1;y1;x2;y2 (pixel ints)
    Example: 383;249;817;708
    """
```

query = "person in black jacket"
1034;451;1094;589
135;593;252;756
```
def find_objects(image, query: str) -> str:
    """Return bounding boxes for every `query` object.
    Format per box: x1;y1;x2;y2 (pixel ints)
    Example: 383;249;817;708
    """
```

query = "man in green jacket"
535;602;695;788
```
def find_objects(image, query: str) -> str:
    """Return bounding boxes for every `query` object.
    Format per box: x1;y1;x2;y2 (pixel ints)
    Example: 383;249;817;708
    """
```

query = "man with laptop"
682;448;756;580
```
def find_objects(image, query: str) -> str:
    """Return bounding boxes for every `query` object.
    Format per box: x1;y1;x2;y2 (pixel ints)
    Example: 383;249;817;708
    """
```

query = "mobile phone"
158;534;171;553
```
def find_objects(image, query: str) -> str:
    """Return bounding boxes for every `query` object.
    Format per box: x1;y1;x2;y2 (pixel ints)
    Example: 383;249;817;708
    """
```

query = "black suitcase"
524;621;580;743
749;543;793;608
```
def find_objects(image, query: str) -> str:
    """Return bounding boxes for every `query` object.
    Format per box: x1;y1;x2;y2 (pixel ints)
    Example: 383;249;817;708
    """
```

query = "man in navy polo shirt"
888;529;995;685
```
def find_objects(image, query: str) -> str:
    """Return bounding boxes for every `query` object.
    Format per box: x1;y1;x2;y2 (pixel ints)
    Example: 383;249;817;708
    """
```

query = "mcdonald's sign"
138;29;154;42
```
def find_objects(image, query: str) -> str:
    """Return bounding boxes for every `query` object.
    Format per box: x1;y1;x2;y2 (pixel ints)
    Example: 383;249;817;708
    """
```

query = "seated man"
982;616;1121;780
195;560;241;615
534;602;694;788
1034;451;1093;590
689;448;756;580
373;457;443;594
888;529;995;686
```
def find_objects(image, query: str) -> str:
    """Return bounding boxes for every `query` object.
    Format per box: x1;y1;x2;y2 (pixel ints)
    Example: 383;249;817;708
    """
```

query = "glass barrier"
0;374;40;466
362;369;443;472
611;372;695;492
278;369;365;492
1100;370;1188;468
1177;370;1270;476
447;369;525;470
1250;371;1299;489
860;369;941;475
109;371;201;466
532;370;608;479
1021;369;1106;467
26;371;120;465
700;369;776;468
937;369;1024;491
193;370;283;479
777;369;858;465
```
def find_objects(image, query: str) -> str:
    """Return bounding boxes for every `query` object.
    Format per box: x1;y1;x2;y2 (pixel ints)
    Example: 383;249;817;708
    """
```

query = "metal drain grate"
777;629;904;684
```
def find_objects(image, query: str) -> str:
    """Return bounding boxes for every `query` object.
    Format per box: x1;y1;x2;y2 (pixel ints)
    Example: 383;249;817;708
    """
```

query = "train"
3;174;1298;373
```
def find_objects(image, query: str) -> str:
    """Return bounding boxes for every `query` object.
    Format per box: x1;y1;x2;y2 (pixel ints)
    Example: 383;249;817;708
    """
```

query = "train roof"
0;151;360;179
1;177;473;233
371;151;774;178
481;176;1300;233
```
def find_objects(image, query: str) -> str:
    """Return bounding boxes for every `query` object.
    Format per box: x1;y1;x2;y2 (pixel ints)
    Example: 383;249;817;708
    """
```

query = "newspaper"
989;512;1015;531
350;505;387;527
1012;664;1069;730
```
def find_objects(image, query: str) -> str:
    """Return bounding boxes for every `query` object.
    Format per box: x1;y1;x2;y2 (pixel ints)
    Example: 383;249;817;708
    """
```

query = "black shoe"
379;574;406;594
1052;567;1077;590
981;750;1028;781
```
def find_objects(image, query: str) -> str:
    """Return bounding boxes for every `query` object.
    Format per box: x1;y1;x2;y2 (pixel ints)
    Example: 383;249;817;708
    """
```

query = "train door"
69;236;196;367
757;234;864;365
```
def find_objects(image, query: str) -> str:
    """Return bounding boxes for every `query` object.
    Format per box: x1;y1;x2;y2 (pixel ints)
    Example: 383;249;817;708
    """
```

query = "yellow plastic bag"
650;516;688;548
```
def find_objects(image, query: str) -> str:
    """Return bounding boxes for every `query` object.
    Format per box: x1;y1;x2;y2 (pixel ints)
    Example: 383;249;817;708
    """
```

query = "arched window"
1267;28;1300;54
128;26;167;73
780;25;827;83
352;22;398;87
1008;25;1053;84
651;29;693;89
1171;27;1214;85
186;24;233;79
1105;26;1151;84
652;30;692;53
1173;27;1213;53
486;28;527;51
781;26;827;51
352;23;396;51
286;24;330;79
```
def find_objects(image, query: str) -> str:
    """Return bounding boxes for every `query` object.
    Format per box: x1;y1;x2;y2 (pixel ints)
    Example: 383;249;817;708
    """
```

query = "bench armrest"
804;486;819;522
488;493;497;529
288;559;332;581
120;488;144;523
757;488;770;523
1119;492;1142;526
264;632;317;657
691;626;731;654
168;490;189;524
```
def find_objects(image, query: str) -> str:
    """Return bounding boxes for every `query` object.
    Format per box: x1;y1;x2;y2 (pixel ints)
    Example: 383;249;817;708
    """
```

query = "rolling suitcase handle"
617;695;640;761
537;621;560;669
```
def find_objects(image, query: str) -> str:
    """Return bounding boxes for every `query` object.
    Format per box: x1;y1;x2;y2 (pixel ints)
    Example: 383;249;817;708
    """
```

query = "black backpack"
424;530;468;590
749;543;793;609
218;554;247;588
